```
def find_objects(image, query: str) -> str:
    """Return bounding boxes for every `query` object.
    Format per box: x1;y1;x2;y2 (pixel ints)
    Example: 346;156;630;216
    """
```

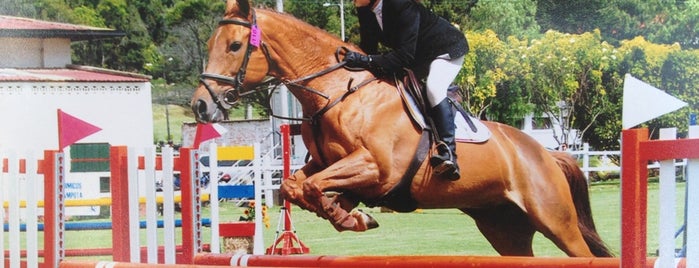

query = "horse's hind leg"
515;180;596;256
525;197;595;257
461;204;536;256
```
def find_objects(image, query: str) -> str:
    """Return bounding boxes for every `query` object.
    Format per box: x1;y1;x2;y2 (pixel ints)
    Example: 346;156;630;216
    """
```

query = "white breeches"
425;54;465;108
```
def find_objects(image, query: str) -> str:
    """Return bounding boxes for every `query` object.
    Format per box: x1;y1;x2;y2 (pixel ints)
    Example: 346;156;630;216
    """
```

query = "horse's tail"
550;151;614;257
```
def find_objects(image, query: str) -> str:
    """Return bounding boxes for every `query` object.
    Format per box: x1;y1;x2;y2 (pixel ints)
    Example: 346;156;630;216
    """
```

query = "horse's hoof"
363;211;380;229
354;209;379;230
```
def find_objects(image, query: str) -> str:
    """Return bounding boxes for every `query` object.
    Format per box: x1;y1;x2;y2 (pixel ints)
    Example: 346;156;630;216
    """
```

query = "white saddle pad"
397;85;491;143
454;113;490;143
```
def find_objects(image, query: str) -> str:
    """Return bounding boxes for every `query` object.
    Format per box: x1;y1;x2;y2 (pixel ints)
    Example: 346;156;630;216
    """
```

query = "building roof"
0;15;124;41
0;65;151;83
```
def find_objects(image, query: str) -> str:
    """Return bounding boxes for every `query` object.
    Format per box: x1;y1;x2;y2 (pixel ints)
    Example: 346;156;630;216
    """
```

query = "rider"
343;0;469;180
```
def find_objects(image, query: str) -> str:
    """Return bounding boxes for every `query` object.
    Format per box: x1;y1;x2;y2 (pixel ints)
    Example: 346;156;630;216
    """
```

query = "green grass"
4;181;687;259
151;104;262;144
152;104;195;144
263;181;687;257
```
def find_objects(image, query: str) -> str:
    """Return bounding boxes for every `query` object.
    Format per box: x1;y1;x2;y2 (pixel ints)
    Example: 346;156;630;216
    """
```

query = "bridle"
199;8;272;120
198;7;379;166
199;8;377;125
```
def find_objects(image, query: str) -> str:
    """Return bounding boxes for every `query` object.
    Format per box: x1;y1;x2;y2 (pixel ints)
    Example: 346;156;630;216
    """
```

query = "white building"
0;16;153;216
520;113;580;150
0;15;153;152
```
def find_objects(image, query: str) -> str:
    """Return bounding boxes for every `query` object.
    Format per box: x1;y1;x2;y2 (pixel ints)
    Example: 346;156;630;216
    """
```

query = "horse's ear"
237;0;251;17
225;0;251;18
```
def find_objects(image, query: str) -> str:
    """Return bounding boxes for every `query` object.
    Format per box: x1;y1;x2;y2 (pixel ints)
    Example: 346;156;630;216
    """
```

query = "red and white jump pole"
109;146;203;264
621;126;699;268
43;150;66;268
265;124;309;255
194;254;685;268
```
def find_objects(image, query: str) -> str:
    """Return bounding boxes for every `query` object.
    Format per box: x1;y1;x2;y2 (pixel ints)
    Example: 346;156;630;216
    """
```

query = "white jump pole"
687;125;699;268
144;147;158;263
252;142;265;255
127;147;141;263
162;146;176;264
26;154;38;268
0;150;4;268
658;128;677;268
8;152;20;268
209;142;220;254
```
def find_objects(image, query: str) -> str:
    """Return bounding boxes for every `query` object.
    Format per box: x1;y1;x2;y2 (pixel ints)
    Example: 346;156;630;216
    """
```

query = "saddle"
394;70;491;143
364;71;491;212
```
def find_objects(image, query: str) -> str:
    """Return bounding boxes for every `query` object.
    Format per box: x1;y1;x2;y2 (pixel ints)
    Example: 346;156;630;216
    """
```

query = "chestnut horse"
191;0;612;257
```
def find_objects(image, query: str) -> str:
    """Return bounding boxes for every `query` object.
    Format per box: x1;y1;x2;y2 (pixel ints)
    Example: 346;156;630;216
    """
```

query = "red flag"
57;109;102;151
193;123;222;148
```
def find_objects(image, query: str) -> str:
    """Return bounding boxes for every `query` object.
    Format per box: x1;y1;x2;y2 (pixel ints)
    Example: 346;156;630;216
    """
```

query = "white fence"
568;143;687;182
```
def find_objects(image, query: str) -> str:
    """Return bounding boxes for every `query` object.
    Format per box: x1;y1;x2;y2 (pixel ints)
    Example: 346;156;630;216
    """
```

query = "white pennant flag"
622;74;687;129
212;123;228;136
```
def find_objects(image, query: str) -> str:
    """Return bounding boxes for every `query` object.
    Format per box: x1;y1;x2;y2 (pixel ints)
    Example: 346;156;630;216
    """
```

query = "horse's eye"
229;41;243;52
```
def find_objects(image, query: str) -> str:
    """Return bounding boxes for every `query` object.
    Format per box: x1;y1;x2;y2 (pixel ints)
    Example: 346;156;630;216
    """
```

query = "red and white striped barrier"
621;126;698;268
4;139;283;267
193;253;685;268
8;125;697;268
58;260;233;268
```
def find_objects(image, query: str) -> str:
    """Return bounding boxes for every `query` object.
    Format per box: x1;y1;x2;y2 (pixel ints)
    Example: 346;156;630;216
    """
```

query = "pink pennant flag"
57;109;102;151
193;123;223;148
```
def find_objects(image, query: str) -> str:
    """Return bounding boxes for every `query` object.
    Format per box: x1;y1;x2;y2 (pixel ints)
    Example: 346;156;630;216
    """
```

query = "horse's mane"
255;8;346;45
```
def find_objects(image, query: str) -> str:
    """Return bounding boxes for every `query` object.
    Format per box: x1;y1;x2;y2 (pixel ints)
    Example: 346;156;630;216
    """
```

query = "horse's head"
191;0;273;122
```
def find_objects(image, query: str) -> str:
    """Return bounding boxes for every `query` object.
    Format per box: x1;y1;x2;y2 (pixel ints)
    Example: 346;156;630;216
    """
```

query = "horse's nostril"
195;100;209;122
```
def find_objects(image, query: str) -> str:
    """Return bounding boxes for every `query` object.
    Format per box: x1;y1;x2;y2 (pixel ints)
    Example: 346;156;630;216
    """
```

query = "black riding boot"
429;99;460;181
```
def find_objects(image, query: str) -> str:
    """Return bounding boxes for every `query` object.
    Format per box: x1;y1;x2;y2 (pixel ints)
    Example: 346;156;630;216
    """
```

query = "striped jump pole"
43;150;66;268
194;254;685;268
2;150;65;268
58;260;237;268
109;145;203;264
621;126;699;268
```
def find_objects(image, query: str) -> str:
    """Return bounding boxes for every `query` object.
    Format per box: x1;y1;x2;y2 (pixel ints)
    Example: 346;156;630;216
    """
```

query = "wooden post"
621;128;648;268
110;146;131;262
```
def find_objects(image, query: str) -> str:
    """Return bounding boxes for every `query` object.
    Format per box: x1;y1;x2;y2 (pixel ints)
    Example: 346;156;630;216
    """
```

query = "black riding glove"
343;51;373;69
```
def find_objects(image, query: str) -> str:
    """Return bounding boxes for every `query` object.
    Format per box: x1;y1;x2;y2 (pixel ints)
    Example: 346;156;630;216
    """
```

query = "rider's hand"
343;51;373;69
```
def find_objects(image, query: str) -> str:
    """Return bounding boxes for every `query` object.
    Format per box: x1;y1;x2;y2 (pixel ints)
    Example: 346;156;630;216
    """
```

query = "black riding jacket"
356;0;469;76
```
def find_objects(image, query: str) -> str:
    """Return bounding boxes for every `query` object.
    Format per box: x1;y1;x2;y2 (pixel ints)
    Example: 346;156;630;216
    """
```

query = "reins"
268;47;378;125
198;8;377;165
199;9;376;124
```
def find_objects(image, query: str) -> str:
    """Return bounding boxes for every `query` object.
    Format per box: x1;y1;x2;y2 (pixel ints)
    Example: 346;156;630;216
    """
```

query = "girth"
363;130;431;212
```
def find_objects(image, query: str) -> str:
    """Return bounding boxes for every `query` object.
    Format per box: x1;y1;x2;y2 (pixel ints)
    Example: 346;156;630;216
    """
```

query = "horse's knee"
280;179;301;201
302;180;323;198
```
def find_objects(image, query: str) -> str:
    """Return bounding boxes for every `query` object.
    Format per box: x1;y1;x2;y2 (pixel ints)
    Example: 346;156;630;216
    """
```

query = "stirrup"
429;142;452;165
433;160;460;181
430;142;460;181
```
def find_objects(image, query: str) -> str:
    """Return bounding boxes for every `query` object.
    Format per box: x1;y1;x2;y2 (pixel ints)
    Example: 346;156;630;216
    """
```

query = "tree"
420;0;475;29
457;30;510;119
527;31;619;147
667;0;699;49
0;0;37;17
536;0;606;35
92;0;154;71
467;0;540;40
134;0;168;44
537;0;697;48
164;0;225;77
658;50;699;136
485;35;537;125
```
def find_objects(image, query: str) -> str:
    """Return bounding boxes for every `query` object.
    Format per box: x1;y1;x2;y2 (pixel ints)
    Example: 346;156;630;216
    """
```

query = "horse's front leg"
281;148;381;232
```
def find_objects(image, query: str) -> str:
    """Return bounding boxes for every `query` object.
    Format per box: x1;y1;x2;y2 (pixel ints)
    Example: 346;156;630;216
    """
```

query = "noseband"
199;9;377;128
200;9;273;119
